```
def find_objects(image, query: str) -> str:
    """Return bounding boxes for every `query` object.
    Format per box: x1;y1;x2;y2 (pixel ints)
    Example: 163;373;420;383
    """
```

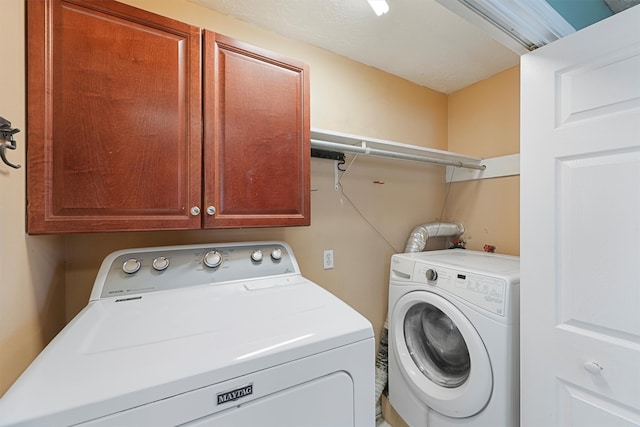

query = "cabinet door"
27;0;202;233
203;32;310;228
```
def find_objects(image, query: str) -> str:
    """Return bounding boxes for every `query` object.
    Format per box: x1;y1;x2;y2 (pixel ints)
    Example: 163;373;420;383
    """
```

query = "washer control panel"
95;242;298;299
414;263;508;316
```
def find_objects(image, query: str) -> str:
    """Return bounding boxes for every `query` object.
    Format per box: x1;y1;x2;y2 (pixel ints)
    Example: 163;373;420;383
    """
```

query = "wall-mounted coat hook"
0;116;21;169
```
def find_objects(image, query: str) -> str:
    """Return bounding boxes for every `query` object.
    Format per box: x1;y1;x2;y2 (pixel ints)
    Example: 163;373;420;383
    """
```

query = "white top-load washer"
0;241;374;427
388;249;519;427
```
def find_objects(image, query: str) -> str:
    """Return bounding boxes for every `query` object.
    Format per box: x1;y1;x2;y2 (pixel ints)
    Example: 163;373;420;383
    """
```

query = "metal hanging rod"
310;139;486;171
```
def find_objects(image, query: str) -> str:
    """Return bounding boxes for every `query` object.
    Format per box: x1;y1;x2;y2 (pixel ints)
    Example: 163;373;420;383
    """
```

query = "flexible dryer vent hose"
404;221;465;253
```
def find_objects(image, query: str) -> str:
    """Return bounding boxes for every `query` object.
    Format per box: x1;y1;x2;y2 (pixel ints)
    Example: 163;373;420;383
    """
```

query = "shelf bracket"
310;147;345;191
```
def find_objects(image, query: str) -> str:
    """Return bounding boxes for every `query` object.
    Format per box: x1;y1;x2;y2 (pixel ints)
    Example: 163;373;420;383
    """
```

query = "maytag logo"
217;383;253;405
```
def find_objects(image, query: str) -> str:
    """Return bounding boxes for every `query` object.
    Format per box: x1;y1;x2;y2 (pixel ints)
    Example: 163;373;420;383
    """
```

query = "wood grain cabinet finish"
27;0;202;233
203;32;310;228
27;0;310;234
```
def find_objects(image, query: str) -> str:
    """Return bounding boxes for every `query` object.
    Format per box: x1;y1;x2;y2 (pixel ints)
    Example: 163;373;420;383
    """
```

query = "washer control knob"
251;249;263;262
203;250;222;268
152;256;170;271
271;248;283;261
425;268;438;282
122;258;141;274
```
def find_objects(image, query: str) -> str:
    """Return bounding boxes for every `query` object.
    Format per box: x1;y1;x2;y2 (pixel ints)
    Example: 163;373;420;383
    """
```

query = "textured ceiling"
189;0;521;94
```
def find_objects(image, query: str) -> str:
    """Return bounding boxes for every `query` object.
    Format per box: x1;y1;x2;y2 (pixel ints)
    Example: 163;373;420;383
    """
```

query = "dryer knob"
203;250;223;268
271;248;283;261
425;268;438;281
251;250;263;262
122;258;141;275
152;256;170;271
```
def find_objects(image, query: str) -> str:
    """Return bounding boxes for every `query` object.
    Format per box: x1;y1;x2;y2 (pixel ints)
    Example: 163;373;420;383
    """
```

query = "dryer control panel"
92;242;300;300
414;263;508;316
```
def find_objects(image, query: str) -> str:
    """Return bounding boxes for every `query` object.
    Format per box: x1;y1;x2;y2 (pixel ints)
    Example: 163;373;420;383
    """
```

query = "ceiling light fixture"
435;0;575;54
368;0;390;16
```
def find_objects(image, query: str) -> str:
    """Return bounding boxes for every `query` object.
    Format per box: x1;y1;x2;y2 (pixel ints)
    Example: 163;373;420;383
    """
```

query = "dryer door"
391;290;492;418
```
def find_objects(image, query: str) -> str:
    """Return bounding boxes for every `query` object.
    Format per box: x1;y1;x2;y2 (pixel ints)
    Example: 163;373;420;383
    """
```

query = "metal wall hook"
0;116;21;169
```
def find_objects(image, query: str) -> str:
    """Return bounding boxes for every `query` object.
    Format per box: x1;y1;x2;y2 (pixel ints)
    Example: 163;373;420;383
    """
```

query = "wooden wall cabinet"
26;0;310;234
203;32;310;229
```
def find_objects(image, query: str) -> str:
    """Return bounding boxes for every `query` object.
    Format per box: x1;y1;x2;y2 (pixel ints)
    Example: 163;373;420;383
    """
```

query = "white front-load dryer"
388;249;519;427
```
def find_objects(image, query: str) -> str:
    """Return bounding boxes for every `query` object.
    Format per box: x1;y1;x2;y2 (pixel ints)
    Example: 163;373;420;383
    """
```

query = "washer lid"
392;290;493;418
0;279;372;427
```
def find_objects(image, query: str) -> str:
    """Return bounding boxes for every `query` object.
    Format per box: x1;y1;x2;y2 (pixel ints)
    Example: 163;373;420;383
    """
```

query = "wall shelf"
310;128;520;182
311;128;485;170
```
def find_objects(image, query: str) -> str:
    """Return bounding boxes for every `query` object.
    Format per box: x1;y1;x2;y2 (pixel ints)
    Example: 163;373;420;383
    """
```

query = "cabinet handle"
190;206;200;216
206;206;216;216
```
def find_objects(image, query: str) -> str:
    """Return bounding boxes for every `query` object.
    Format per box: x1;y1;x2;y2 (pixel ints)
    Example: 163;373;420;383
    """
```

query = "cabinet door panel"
27;0;202;233
203;32;310;228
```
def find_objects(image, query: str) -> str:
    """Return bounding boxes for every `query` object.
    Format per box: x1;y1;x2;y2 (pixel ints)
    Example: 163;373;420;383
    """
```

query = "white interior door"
521;6;640;427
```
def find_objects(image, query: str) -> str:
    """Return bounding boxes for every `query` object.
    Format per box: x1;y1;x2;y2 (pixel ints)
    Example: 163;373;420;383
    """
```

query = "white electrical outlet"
323;249;334;270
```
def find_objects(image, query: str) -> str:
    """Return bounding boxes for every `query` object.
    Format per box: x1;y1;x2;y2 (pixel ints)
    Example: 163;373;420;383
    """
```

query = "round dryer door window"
404;302;470;388
391;291;493;418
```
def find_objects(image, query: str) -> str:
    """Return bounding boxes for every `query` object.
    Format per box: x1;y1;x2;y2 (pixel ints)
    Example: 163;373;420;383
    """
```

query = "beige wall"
0;0;521;399
445;66;520;256
0;0;67;396
120;0;449;148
